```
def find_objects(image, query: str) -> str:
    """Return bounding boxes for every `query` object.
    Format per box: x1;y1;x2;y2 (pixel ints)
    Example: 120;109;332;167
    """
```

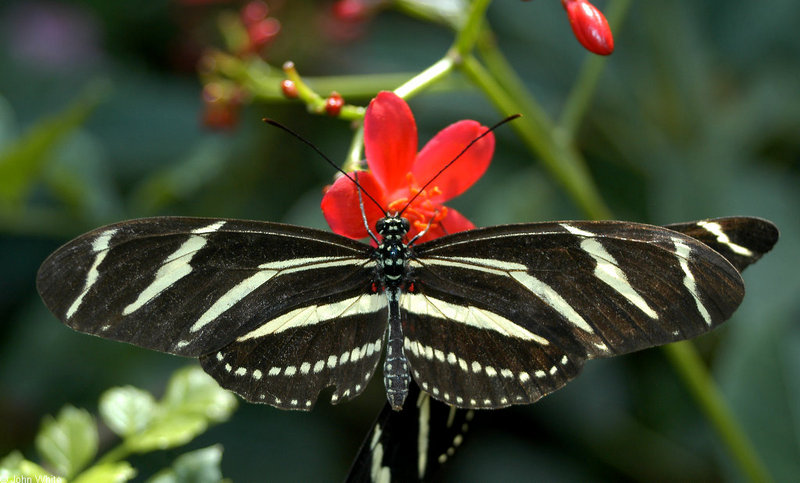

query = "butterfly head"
376;216;410;242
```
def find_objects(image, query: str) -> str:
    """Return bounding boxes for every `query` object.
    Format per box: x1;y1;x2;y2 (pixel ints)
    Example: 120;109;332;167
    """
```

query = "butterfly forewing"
407;221;746;408
664;217;779;273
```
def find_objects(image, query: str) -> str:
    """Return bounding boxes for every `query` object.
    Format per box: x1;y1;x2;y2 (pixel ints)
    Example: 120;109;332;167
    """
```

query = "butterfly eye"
401;218;410;233
375;218;386;234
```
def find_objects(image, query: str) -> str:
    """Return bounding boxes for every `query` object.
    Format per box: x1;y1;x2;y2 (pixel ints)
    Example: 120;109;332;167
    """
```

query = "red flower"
321;91;495;243
562;0;614;56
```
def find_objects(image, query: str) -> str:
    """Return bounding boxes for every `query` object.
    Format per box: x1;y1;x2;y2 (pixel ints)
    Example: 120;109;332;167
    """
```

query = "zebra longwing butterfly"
345;216;777;481
36;212;777;411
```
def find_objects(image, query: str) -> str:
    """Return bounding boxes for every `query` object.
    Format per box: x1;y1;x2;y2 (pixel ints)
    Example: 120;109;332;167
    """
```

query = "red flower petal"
364;92;418;194
412;120;494;203
414;207;475;244
321;171;386;239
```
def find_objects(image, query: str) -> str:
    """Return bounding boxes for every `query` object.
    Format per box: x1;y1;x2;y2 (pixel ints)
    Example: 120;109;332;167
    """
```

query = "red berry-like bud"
325;92;344;117
247;17;281;49
333;0;367;21
241;1;269;27
562;0;614;55
281;79;298;98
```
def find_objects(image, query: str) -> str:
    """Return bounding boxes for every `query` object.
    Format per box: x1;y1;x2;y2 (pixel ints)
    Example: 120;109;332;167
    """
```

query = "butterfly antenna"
263;118;387;217
398;114;521;217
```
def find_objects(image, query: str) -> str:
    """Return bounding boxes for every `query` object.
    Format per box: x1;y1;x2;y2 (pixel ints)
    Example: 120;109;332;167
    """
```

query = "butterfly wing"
37;216;386;409
405;218;776;409
664;217;778;273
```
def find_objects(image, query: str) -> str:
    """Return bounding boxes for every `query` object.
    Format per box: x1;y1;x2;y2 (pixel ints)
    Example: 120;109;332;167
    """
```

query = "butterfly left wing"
405;218;776;409
37;216;386;410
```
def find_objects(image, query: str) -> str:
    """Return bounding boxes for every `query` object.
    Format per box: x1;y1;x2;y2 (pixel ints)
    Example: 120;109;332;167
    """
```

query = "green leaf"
125;367;236;453
73;462;137;483
161;366;237;423
35;405;98;478
147;445;225;483
0;81;108;205
99;385;157;437
125;414;210;452
0;451;55;479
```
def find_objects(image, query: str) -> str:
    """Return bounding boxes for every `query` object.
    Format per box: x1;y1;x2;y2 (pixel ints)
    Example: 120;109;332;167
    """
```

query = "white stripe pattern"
188;256;367;333
66;228;118;319
238;294;385;340
414;257;597;336
123;234;208;315
674;239;712;325
400;293;548;344
562;224;659;319
697;221;754;256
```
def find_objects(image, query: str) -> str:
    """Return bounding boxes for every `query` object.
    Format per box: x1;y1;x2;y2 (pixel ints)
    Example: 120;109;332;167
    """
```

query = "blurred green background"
1;0;798;481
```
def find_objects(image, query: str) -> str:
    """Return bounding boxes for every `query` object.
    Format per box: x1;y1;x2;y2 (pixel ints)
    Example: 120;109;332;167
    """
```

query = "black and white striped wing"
664;217;779;273
36;217;384;410
404;219;771;409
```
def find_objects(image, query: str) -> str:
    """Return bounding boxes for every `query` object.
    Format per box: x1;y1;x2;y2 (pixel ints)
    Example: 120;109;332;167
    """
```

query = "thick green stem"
460;54;611;219
453;0;493;56
664;343;772;482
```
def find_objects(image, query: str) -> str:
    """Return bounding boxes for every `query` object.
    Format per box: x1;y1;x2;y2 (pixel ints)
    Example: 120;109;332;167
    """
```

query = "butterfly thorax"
375;215;413;410
375;216;411;286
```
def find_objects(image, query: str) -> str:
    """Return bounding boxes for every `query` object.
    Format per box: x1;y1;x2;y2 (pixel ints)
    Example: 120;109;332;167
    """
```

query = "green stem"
394;57;456;100
453;0;493;56
472;23;768;481
664;343;772;482
460;54;611;219
342;125;365;173
93;441;132;467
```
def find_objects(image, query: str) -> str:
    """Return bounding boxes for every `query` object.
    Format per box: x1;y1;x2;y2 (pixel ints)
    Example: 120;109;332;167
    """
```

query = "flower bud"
562;0;614;55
